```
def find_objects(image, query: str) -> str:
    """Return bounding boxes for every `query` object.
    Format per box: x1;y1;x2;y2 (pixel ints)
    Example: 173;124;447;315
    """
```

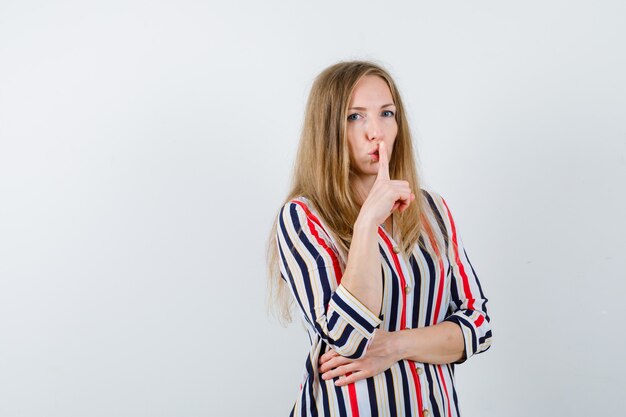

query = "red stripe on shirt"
436;365;453;417
408;362;425;413
346;372;360;417
440;198;475;310
378;229;407;329
293;200;343;285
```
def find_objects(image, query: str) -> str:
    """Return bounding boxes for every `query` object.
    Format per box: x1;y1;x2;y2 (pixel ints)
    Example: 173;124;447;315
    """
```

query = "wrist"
394;330;409;361
355;213;379;232
395;328;420;361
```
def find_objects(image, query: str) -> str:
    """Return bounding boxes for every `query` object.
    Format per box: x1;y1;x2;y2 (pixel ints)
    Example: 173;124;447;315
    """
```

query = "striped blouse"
276;189;493;417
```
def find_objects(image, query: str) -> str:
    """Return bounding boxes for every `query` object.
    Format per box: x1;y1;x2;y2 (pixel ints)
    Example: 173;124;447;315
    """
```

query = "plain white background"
1;1;625;416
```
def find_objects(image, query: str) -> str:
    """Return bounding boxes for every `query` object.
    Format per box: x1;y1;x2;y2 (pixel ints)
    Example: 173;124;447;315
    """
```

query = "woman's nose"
366;118;382;140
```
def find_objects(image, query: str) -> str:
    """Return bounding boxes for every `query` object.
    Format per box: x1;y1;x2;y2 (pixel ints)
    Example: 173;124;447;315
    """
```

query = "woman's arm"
340;215;383;316
435;193;493;364
396;322;465;364
319;323;464;386
340;141;414;317
277;200;383;360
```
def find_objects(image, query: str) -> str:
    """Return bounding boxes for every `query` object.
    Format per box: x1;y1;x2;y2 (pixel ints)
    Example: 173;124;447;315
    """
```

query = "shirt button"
417;367;423;375
422;410;430;417
393;246;400;254
405;285;412;293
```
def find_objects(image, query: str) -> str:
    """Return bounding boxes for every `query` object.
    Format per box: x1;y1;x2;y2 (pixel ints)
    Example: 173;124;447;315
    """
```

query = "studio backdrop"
0;1;624;416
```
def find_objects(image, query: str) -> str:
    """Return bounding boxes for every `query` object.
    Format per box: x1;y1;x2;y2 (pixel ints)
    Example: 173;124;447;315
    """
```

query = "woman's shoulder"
277;195;341;252
287;195;310;204
419;187;446;209
278;195;322;226
418;187;454;223
280;195;311;213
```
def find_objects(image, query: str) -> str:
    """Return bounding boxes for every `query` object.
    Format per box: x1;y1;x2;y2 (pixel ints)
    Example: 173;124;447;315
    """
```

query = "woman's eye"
382;110;395;117
347;113;361;121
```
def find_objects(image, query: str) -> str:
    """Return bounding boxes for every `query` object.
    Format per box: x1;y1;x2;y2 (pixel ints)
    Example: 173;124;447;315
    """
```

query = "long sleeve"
276;199;383;359
438;195;493;364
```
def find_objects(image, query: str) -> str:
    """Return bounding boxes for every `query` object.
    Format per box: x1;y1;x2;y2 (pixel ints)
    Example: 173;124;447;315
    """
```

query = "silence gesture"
361;141;415;226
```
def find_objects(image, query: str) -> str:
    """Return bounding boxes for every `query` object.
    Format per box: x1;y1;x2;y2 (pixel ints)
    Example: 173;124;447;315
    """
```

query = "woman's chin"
351;162;379;178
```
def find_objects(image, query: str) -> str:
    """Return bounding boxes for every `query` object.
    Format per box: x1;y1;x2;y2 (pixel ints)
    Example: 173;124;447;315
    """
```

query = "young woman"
267;61;493;417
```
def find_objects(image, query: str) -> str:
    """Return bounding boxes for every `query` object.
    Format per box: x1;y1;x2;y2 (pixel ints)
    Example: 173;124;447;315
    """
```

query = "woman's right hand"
359;141;415;226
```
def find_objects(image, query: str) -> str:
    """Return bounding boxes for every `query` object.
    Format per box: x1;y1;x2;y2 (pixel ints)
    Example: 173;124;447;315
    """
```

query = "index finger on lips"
377;142;390;181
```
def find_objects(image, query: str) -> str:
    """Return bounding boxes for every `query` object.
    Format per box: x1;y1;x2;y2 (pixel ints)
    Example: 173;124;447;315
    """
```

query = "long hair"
266;60;447;324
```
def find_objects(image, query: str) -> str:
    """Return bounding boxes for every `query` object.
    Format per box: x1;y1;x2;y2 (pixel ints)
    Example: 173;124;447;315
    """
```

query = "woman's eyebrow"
348;103;395;111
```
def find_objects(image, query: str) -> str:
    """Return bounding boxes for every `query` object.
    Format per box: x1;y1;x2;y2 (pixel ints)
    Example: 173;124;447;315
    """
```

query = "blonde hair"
266;60;447;324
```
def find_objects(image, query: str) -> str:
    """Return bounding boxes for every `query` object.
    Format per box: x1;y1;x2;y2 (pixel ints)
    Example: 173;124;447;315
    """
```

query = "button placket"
379;225;414;328
394;246;414;295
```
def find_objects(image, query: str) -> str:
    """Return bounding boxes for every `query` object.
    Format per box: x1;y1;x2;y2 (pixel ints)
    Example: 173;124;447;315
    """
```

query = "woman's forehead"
349;75;394;107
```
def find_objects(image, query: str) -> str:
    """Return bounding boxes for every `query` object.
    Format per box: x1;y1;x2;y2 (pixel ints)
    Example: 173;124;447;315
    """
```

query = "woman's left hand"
318;329;403;386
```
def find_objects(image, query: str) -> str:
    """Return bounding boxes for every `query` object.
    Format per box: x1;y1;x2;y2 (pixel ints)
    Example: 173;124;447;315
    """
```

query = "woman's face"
346;75;398;177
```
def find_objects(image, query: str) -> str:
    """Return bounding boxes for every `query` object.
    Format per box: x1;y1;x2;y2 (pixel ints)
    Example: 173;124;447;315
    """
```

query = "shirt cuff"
443;313;476;364
328;283;383;340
